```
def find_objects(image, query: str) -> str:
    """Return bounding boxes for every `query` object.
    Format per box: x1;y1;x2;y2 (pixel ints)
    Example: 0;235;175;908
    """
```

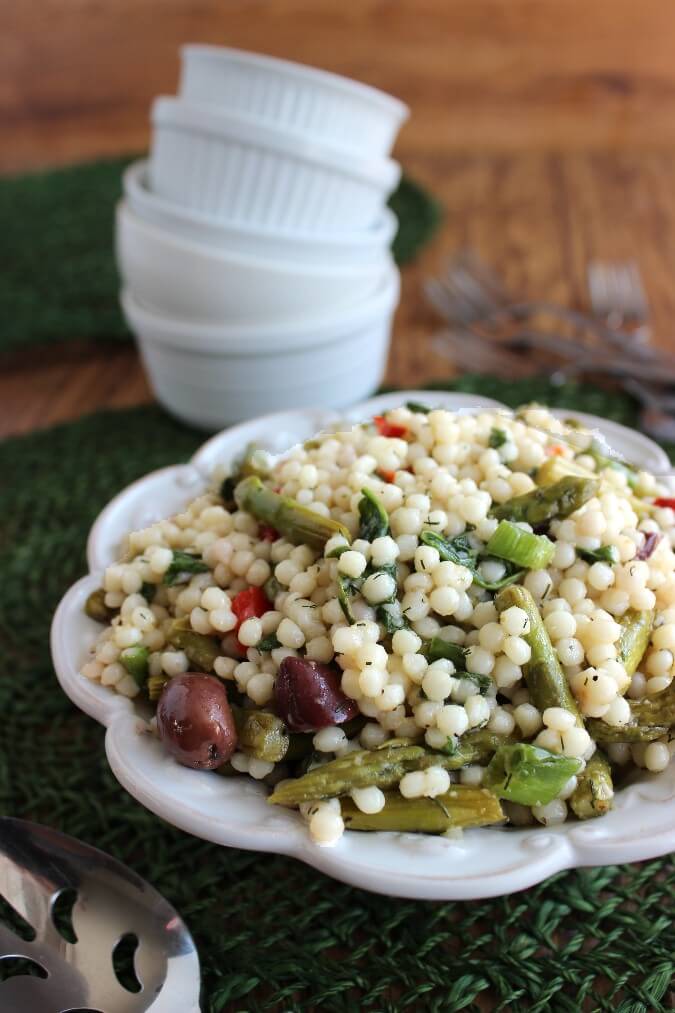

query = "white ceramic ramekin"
120;266;400;428
115;200;392;325
179;45;409;157
123;160;398;265
149;98;401;232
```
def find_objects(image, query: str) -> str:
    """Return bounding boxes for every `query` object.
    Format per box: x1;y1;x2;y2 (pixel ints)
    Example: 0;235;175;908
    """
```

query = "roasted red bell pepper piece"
231;586;271;649
374;415;407;438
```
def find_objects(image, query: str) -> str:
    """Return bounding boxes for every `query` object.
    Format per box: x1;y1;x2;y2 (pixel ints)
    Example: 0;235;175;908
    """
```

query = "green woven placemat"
1;378;673;1012
0;158;441;353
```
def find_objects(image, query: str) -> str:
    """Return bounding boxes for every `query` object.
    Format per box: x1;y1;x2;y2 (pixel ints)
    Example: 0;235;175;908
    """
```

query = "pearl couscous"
82;404;675;846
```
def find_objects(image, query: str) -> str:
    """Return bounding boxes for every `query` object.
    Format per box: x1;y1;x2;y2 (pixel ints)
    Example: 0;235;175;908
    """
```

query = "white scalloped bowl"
51;392;675;900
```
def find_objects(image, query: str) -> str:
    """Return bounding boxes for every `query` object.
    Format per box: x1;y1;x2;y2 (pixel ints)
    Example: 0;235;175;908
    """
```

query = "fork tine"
588;259;648;322
434;250;510;323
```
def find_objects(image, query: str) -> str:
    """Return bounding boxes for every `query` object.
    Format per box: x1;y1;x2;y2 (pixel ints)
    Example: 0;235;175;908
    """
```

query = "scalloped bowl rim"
51;392;675;900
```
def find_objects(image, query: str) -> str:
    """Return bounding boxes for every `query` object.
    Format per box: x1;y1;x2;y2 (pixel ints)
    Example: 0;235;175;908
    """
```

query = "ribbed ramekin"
149;97;401;232
123;160;398;265
120;266;400;428
179;45;409;157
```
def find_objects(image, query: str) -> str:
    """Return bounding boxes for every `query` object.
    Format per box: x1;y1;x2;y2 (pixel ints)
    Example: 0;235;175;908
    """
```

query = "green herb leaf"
141;581;156;603
377;600;409;633
163;550;210;586
420;530;478;569
264;575;282;602
338;573;361;625
425;637;468;667
256;634;281;652
489;427;508;449
578;544;619;565
357;488;389;542
406;401;431;414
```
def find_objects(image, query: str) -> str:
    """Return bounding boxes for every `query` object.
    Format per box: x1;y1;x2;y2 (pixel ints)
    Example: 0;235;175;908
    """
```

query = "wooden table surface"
5;1;675;439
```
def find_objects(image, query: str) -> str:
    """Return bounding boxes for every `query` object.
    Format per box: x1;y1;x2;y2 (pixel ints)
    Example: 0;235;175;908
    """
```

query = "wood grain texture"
5;2;675;439
5;0;675;173
5;150;675;438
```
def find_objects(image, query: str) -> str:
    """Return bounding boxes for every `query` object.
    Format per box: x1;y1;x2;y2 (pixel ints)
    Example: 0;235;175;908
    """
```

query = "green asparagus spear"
340;786;504;833
120;645;150;687
496;585;584;727
84;588;116;623
588;678;675;743
617;610;654;676
268;731;507;806
167;619;220;671
220;442;271;508
484;743;580;806
236;476;350;549
569;750;614;819
147;672;169;701
231;707;289;762
587;439;639;489
536;457;594;486
492;477;600;525
585;719;668;744
536;457;650;517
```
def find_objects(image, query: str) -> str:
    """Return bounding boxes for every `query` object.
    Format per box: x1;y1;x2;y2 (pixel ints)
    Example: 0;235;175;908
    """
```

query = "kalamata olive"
275;657;359;732
156;673;237;769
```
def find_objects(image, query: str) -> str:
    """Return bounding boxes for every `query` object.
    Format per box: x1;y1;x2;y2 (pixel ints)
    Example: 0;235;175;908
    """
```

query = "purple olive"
275;657;359;732
157;673;237;769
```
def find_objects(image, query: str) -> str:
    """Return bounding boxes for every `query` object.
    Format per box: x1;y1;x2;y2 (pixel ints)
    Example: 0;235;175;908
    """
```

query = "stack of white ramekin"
117;45;409;428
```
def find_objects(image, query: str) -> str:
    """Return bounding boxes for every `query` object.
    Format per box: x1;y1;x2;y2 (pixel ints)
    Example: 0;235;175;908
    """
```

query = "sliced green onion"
484;743;581;806
486;520;555;569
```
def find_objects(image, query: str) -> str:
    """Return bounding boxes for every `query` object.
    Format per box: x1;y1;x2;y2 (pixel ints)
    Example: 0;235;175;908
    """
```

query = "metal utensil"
587;259;651;343
425;250;644;352
427;251;675;385
0;817;200;1012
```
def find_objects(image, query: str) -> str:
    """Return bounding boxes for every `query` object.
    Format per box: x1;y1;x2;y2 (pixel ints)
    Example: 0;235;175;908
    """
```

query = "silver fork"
587;260;651;343
427;251;675;382
426;250;640;353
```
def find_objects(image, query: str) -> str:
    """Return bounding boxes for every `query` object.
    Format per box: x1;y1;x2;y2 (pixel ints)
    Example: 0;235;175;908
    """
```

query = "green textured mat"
1;378;673;1012
0;157;441;353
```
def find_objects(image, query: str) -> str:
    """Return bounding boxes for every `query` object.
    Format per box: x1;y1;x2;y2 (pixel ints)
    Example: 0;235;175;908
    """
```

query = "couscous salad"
81;405;675;844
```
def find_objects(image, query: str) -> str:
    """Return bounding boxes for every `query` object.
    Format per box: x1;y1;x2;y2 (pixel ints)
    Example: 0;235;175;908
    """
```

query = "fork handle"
490;301;662;360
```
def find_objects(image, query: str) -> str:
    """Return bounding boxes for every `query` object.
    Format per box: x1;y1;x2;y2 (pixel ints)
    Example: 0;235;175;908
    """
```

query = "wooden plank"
5;0;675;172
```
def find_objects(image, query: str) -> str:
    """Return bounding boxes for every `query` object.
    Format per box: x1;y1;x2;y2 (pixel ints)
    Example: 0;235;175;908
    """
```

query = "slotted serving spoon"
0;817;200;1012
